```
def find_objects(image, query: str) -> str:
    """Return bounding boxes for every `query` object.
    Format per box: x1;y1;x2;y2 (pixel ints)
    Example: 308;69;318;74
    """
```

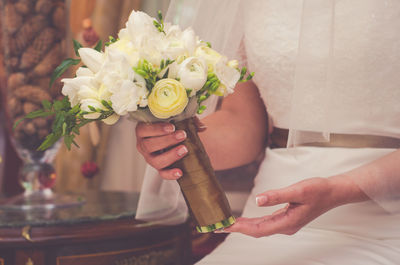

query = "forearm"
198;81;268;170
329;149;400;207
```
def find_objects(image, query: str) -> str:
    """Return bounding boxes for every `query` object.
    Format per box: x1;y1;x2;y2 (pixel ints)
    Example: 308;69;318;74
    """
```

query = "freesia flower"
61;67;95;106
78;48;104;73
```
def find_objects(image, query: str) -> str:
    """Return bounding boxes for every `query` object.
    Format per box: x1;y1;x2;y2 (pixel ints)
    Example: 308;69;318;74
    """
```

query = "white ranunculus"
78;48;104;73
215;57;240;96
194;45;222;72
177;57;207;95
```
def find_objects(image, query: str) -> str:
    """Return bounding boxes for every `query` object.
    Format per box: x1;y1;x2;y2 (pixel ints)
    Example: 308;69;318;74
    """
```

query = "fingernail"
256;195;267;206
177;146;188;157
174;171;182;178
175;130;186;140
164;124;175;133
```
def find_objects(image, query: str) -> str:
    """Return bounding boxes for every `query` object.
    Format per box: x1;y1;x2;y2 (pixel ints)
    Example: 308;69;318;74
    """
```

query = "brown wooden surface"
0;218;192;265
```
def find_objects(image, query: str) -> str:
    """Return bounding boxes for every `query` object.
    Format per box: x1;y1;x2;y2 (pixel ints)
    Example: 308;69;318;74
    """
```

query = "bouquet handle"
171;117;235;233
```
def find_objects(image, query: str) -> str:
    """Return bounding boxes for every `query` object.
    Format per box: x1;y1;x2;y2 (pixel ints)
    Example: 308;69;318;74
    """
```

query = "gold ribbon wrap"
172;117;235;232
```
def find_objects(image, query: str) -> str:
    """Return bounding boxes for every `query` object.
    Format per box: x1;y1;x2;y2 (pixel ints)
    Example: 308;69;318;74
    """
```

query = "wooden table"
0;191;191;265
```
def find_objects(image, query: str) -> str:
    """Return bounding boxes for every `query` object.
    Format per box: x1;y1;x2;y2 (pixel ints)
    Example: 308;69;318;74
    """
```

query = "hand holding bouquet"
21;10;253;232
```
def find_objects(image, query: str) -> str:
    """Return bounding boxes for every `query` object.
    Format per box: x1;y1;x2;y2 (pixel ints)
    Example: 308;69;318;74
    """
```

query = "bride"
135;0;400;264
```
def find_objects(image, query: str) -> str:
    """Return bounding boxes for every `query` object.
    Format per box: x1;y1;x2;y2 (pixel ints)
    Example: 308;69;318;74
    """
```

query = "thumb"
256;185;301;207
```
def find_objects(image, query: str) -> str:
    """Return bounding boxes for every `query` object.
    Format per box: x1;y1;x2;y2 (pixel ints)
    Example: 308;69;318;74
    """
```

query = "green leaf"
73;39;83;57
64;134;75;150
72;126;80;135
42;100;52;110
161;68;169;79
37;132;61;151
26;109;53;119
50;58;81;88
206;42;212;48
94;40;103;52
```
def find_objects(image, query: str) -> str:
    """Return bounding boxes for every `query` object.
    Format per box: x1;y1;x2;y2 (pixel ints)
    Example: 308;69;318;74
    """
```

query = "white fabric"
136;0;242;223
196;0;400;264
198;147;400;264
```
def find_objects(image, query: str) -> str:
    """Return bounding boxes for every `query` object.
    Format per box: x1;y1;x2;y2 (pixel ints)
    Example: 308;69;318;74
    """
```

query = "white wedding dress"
197;1;400;264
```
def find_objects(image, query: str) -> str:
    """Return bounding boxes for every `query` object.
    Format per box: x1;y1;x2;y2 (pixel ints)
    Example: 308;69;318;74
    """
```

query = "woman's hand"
135;118;207;180
136;122;187;180
222;175;368;237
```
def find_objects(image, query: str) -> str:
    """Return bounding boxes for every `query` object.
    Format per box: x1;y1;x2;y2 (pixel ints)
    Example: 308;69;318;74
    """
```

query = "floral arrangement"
19;10;253;233
18;11;253;151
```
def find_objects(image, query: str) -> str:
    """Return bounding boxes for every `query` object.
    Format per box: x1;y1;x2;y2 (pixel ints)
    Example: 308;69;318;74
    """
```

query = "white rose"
215;57;240;96
78;48;104;73
177;57;207;95
194;46;222;72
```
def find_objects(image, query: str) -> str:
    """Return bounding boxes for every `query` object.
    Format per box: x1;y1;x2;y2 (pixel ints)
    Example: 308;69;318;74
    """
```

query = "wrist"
328;174;370;207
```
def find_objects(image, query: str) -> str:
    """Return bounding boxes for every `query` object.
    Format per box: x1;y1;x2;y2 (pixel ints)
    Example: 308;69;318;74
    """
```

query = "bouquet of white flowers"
19;10;253;233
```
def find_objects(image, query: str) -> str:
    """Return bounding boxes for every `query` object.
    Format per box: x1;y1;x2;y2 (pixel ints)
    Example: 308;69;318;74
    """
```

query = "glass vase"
0;0;83;209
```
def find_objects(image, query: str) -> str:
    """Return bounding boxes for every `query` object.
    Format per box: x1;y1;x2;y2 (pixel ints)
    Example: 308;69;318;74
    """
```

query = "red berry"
81;161;99;179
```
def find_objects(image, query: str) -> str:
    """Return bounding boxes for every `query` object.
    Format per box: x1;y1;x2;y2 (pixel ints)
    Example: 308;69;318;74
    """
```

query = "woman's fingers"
224;205;302;237
140;130;187;154
135;122;189;180
193;116;207;132
144;144;188;170
256;184;304;207
136;122;175;138
224;210;292;237
159;168;184;180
